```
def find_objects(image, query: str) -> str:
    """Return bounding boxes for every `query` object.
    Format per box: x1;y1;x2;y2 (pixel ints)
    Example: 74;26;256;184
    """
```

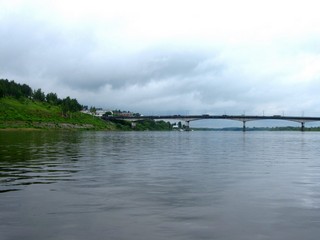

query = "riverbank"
0;97;117;130
0;97;172;131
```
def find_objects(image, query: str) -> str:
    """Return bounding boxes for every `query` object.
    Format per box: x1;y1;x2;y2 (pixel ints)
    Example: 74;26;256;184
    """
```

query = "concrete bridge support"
301;122;305;131
243;121;246;132
185;120;190;131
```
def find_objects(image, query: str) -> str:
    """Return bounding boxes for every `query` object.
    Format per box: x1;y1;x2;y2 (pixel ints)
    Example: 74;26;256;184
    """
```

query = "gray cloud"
0;10;221;92
2;0;320;121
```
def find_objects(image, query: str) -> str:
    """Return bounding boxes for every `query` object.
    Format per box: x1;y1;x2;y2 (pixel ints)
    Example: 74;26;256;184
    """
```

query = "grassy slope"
0;97;117;130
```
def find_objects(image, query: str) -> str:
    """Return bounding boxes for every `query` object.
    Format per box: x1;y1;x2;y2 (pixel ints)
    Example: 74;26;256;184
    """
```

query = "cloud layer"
2;0;320;119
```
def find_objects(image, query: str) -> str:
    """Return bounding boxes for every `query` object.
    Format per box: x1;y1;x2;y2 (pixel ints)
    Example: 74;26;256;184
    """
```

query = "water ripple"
1;131;320;240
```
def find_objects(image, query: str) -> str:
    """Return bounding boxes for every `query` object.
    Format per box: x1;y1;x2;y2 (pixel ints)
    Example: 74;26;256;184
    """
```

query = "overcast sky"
2;0;320;118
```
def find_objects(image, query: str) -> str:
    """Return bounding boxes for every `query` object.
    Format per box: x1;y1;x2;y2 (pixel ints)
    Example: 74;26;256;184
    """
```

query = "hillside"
0;79;173;131
0;97;118;130
0;97;173;131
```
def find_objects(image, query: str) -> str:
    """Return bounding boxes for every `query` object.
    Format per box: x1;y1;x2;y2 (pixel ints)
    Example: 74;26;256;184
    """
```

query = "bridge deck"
102;114;320;131
104;115;320;122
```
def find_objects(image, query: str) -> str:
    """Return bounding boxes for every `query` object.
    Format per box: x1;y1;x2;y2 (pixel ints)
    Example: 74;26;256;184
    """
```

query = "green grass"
0;97;173;131
0;97;117;130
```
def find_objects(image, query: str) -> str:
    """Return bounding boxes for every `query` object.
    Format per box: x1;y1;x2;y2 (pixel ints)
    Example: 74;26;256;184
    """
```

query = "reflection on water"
1;131;320;240
0;131;83;192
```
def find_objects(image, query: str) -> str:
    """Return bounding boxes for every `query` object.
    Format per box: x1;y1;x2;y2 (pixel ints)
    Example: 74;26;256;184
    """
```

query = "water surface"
1;131;320;240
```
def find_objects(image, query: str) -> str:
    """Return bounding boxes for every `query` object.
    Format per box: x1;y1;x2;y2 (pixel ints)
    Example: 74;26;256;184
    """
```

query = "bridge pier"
301;122;305;131
185;120;190;131
243;121;246;132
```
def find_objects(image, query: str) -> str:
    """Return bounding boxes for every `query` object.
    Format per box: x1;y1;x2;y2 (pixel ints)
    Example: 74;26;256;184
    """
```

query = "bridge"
103;114;320;131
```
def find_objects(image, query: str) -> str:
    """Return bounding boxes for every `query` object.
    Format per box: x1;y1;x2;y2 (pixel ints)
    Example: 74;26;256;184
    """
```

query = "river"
1;130;320;240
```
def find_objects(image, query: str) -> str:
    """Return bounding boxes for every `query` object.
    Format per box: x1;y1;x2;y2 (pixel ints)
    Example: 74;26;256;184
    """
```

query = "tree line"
0;79;82;116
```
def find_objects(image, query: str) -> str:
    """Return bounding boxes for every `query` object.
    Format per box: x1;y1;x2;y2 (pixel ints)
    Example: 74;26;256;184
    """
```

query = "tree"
103;111;113;117
0;79;33;99
69;98;82;112
7;80;23;98
0;79;50;101
61;97;72;117
21;84;32;98
61;97;82;117
90;106;97;116
0;80;5;98
33;88;45;102
46;92;59;105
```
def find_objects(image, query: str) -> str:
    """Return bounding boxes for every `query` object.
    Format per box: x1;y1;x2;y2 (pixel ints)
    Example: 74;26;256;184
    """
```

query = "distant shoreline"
0;128;42;131
191;127;320;131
